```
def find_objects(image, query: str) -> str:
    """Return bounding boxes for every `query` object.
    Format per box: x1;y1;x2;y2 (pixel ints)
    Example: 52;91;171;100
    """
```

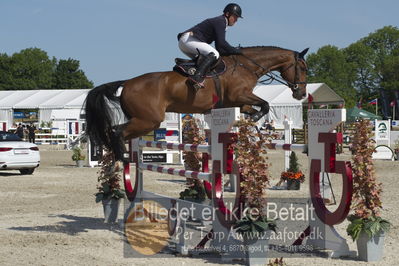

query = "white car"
0;131;40;175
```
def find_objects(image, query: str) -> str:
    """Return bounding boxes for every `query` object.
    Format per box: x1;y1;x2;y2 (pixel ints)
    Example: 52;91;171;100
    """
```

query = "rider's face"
227;14;238;26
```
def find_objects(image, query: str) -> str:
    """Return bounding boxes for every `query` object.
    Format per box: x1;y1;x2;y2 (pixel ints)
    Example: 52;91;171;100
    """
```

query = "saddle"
173;55;226;78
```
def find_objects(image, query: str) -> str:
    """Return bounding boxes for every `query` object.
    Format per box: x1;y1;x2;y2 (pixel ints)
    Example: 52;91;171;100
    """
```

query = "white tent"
13;90;62;109
0;90;38;109
0;90;39;128
253;83;344;129
0;91;16;128
64;92;88;108
50;109;83;120
302;83;346;105
0;90;89;129
39;89;88;122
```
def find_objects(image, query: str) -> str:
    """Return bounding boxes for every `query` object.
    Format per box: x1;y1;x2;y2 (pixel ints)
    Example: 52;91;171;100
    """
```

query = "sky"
1;0;398;86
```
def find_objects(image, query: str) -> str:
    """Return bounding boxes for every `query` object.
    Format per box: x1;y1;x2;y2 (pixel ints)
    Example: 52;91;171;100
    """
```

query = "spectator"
23;125;28;140
27;124;36;143
16;123;24;139
263;120;275;132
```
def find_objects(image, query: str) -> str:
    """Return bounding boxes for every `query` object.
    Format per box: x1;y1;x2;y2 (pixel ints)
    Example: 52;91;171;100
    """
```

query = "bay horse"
85;46;309;161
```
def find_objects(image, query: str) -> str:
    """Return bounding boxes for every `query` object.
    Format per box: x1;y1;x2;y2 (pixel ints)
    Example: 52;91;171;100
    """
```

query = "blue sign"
154;128;166;141
13;111;38;119
13;112;25;118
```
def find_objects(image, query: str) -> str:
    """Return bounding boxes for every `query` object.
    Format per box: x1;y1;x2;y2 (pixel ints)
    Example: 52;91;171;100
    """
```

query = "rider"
177;3;243;89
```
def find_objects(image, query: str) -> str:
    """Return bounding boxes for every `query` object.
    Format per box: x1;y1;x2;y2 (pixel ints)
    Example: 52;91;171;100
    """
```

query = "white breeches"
178;32;220;59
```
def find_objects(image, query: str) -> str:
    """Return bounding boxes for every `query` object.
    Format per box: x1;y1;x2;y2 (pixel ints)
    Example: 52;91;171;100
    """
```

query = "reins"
238;52;306;90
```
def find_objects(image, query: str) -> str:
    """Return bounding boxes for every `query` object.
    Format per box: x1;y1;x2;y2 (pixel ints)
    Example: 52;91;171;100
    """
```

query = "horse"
85;46;309;161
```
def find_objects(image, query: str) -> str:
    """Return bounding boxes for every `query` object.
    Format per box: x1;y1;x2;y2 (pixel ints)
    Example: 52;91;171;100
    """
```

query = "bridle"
238;51;307;92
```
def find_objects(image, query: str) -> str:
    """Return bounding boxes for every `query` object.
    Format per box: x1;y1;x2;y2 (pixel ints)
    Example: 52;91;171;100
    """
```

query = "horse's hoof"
122;153;130;164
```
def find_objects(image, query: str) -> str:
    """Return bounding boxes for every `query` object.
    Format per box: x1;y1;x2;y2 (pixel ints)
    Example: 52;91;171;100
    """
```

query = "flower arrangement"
280;171;305;182
233;118;276;235
179;116;206;202
95;149;125;202
71;146;86;161
346;119;390;241
280;151;305;190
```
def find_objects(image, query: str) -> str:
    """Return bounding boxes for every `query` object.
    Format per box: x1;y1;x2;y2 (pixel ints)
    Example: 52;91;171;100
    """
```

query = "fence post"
283;119;293;171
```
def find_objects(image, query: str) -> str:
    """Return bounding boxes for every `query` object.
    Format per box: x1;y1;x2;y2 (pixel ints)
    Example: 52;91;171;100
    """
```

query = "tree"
287;151;300;173
306;26;399;112
0;48;55;90
380;51;399;91
53;58;93;89
0;48;93;90
0;53;13;90
346;26;399;95
306;45;357;107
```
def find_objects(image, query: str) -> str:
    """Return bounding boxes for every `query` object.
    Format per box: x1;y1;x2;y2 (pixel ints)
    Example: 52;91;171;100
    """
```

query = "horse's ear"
299;48;309;58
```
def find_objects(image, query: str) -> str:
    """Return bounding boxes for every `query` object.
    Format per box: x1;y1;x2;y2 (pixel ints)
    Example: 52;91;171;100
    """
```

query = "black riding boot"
189;52;217;89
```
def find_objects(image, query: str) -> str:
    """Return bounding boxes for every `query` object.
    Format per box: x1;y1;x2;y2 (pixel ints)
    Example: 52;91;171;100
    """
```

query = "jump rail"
138;162;212;181
265;143;307;152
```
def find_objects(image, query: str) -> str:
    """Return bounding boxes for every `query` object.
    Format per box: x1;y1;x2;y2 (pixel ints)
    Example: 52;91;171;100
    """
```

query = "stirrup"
188;77;205;89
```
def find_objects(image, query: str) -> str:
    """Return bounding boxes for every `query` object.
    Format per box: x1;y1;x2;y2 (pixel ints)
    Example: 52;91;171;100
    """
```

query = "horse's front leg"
240;105;258;115
235;93;270;122
250;101;269;122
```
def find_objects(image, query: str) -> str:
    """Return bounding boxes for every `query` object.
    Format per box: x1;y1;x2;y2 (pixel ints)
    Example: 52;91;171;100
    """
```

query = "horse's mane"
241;46;293;52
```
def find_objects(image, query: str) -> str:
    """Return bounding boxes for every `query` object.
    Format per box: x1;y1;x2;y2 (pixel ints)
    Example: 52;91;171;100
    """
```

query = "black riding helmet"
223;3;243;18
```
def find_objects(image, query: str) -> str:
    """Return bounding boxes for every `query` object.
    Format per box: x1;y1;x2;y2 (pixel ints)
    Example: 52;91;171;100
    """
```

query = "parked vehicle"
0;131;40;175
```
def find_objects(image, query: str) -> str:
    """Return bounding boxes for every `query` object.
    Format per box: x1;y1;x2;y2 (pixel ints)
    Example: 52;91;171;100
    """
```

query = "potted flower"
179;116;206;203
95;149;125;223
71;146;86;167
280;151;305;190
346;119;391;261
233;118;277;265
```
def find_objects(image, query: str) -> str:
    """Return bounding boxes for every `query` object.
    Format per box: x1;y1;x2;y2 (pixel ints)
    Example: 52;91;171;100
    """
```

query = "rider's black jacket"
179;15;241;56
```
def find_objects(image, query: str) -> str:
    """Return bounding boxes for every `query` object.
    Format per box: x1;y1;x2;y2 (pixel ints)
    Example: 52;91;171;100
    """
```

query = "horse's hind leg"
109;117;159;162
110;118;161;162
111;124;128;162
122;117;162;142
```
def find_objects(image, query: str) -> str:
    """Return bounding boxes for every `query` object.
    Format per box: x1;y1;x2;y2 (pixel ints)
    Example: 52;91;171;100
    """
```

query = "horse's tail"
84;80;126;158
